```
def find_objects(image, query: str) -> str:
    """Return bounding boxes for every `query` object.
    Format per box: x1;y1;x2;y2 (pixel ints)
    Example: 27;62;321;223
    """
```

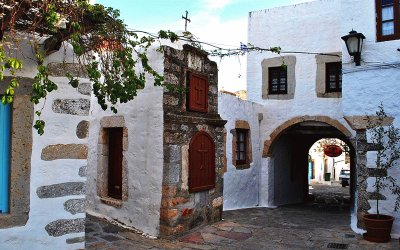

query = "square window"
268;67;287;94
325;62;342;93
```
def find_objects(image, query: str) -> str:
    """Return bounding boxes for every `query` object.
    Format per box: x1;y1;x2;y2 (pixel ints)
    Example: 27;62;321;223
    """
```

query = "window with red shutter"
376;0;400;41
189;132;215;193
188;73;208;112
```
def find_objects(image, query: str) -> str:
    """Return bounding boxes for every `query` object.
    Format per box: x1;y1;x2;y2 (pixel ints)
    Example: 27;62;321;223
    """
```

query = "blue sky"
96;0;314;91
96;0;310;33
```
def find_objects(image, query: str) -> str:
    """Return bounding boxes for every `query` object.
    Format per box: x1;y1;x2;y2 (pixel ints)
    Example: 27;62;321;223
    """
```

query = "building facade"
86;44;226;238
220;0;400;238
0;43;89;249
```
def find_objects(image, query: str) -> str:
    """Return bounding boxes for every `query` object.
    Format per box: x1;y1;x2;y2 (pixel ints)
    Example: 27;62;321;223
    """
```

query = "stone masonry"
160;45;227;237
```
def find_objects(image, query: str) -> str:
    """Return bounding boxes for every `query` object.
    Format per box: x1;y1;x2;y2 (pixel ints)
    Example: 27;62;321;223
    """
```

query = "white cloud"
202;0;234;10
188;11;247;91
158;0;317;92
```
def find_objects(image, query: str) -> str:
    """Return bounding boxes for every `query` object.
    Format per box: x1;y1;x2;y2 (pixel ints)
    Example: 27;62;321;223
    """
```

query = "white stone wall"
246;0;353;207
0;44;87;250
218;93;263;210
86;47;165;237
340;0;400;237
247;0;352;145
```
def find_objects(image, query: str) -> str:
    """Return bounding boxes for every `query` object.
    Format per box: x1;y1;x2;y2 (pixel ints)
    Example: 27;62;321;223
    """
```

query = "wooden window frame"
187;72;209;113
97;116;128;207
0;103;11;214
235;129;248;165
268;66;288;95
325;62;342;93
376;0;400;42
0;95;32;229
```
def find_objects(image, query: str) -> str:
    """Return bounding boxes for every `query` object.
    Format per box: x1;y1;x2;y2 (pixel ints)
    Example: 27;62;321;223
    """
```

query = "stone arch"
262;116;352;157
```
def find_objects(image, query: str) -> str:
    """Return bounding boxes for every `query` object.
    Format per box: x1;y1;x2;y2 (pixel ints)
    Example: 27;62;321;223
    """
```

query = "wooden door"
108;127;123;199
189;131;215;193
0;103;11;213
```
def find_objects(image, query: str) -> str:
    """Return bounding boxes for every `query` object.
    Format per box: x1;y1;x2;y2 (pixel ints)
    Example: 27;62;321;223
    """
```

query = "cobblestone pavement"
309;181;351;208
86;184;398;249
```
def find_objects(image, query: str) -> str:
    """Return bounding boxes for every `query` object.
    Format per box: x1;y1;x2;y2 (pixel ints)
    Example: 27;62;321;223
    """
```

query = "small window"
107;127;123;200
0;103;11;214
376;0;400;41
325;62;342;93
232;123;252;169
268;67;287;94
235;129;247;165
188;73;208;112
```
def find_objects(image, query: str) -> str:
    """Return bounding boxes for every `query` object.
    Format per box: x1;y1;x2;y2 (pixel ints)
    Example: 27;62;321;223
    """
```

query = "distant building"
234;90;247;100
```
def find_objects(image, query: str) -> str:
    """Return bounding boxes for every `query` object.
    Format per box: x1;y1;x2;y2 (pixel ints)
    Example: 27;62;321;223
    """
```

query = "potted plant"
363;104;400;243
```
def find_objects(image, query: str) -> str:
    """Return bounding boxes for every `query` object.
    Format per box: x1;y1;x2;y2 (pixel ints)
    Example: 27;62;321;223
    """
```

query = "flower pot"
363;214;394;243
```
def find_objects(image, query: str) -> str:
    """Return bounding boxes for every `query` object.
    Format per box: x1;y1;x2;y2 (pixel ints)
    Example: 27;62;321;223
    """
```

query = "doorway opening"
266;119;355;210
308;138;352;208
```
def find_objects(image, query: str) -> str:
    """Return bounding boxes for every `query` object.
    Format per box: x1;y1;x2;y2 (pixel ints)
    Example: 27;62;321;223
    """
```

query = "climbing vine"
1;1;324;135
0;0;179;134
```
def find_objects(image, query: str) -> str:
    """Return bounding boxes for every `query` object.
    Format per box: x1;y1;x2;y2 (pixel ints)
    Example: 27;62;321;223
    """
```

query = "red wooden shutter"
189;132;215;193
188;73;208;112
108;127;123;199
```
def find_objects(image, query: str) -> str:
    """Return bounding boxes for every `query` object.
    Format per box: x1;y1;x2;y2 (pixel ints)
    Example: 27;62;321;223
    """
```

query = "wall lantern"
341;30;365;66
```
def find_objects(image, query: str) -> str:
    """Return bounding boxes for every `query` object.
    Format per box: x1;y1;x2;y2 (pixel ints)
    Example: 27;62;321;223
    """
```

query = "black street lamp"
341;30;365;66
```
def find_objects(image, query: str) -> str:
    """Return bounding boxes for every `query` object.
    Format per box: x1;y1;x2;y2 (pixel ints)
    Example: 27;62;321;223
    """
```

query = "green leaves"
0;1;183;135
31;63;58;105
5;58;22;70
0;46;22;105
33;120;46;136
367;104;400;213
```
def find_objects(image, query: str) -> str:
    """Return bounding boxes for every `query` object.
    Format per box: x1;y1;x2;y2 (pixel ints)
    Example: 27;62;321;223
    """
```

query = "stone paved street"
309;181;351;208
86;202;399;249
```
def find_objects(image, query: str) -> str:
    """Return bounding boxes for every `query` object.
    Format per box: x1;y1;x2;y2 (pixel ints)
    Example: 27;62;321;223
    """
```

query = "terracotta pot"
363;214;394;243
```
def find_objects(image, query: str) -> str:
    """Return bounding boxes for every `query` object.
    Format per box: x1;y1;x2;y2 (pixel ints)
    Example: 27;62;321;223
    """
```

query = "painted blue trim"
0;103;11;213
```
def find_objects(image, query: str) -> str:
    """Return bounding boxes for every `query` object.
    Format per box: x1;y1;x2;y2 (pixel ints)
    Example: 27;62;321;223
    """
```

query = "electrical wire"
128;29;341;58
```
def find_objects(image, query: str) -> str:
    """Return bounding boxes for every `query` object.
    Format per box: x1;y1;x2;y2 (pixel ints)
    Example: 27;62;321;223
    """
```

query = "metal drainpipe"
257;112;263;206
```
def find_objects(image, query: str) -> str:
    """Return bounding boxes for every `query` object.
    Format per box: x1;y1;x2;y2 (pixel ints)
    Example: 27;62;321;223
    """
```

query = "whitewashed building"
220;0;400;237
0;43;89;250
0;41;227;248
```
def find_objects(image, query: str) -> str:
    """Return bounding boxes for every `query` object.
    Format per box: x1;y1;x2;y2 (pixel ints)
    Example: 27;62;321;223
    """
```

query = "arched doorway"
263;118;355;208
308;138;352;207
189;131;215;193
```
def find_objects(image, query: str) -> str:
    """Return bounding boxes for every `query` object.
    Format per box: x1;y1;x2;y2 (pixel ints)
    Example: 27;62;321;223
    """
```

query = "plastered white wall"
0;43;87;250
246;0;354;208
86;47;164;237
218;93;263;210
340;0;400;237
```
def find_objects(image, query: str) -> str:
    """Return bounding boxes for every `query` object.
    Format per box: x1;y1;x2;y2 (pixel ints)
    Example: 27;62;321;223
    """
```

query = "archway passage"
308;138;352;208
267;120;355;208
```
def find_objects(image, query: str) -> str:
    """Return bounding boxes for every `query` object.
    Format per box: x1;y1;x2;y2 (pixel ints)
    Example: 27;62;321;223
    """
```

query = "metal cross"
182;10;191;31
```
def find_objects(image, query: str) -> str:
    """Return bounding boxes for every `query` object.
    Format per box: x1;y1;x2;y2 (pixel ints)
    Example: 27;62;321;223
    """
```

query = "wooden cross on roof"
182;10;191;31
